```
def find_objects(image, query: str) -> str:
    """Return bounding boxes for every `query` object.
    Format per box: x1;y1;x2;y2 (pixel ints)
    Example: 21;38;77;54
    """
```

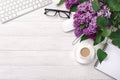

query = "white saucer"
73;42;95;64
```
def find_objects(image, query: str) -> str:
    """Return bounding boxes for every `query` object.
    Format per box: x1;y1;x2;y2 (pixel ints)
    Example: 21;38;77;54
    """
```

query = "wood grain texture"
0;66;112;80
0;0;114;80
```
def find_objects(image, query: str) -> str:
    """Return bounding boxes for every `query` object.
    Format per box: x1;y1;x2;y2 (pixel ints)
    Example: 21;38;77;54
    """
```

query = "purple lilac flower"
65;0;79;9
88;34;96;40
74;13;86;27
97;5;111;18
74;27;83;37
73;1;98;38
73;11;94;28
73;0;111;39
73;2;95;28
77;2;89;13
83;17;98;35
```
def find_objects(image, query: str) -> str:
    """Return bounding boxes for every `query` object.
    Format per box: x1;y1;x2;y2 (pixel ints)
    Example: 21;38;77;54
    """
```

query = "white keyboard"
0;0;52;23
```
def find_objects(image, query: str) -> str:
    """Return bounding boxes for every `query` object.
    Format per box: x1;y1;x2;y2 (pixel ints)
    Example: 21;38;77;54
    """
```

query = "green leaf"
70;4;77;12
97;49;108;63
109;29;120;40
94;31;105;45
103;0;108;3
80;24;86;29
80;35;88;42
97;16;109;30
109;29;120;48
92;0;100;11
102;28;111;37
107;0;120;11
78;0;89;3
110;11;120;28
57;0;66;6
112;40;120;48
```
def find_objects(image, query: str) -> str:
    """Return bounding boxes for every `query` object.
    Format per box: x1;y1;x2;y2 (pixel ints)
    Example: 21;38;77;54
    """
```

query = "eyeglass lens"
59;12;70;18
45;10;57;16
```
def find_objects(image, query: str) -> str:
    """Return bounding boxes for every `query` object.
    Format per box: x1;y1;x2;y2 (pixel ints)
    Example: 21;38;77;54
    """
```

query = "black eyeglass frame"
44;8;71;18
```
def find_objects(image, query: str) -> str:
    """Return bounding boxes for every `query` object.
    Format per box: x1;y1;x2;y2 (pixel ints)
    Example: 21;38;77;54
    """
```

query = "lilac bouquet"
58;0;120;63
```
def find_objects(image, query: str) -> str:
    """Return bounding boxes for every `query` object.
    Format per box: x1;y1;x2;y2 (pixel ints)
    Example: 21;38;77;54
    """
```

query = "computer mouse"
62;18;74;33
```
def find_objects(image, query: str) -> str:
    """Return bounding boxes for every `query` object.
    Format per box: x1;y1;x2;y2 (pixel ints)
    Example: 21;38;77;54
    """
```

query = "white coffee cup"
73;42;95;64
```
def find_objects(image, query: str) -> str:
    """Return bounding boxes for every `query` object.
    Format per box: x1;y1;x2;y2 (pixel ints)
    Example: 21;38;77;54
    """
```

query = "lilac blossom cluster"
72;0;111;39
65;0;79;9
97;5;111;18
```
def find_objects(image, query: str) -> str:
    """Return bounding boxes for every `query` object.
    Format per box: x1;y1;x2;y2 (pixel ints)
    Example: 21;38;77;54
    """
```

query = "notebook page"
95;43;120;80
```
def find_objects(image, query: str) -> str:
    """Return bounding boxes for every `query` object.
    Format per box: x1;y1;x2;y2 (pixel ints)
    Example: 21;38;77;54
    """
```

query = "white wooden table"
0;0;114;80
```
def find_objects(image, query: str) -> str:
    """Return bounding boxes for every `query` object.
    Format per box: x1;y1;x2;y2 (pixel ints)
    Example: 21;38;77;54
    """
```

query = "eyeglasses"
44;8;71;18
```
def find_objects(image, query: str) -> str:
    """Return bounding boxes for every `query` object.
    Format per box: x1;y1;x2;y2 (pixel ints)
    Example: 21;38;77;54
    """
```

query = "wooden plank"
0;36;74;50
0;51;79;66
0;66;112;80
0;22;74;37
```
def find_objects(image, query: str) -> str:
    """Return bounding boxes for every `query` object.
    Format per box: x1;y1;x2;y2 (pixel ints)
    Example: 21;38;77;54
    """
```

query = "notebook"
95;43;120;80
